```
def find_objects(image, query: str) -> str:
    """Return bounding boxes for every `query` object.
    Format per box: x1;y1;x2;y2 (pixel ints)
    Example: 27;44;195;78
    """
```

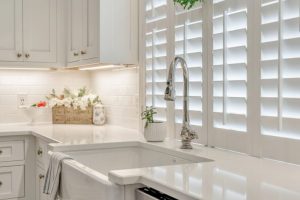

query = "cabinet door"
36;167;48;200
23;0;57;63
100;0;138;64
81;0;99;60
0;0;23;62
0;166;24;200
67;0;84;63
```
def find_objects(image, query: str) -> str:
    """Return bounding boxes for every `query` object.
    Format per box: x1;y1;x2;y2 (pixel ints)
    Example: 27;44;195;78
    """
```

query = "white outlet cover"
17;94;28;107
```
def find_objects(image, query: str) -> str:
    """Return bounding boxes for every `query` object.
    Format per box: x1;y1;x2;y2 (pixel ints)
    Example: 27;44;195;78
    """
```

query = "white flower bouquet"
47;87;101;110
47;87;102;124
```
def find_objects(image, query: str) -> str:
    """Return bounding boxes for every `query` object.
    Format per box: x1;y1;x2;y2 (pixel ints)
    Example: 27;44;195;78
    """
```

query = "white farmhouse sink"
56;142;210;200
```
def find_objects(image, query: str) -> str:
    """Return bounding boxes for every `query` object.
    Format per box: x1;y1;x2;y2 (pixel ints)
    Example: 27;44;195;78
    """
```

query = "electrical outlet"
18;94;28;108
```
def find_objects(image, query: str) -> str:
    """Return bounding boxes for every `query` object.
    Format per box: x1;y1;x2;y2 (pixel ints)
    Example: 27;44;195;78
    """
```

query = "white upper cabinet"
0;0;138;67
67;0;138;66
67;0;98;64
23;0;57;63
0;0;23;62
0;0;58;65
99;0;138;65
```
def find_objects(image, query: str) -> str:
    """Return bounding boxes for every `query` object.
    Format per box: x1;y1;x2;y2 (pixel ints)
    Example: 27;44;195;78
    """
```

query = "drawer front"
36;139;50;169
0;166;25;200
0;140;24;162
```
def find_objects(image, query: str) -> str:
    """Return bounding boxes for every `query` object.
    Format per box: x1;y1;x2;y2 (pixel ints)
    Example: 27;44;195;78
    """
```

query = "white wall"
0;68;140;130
90;68;139;130
0;70;91;124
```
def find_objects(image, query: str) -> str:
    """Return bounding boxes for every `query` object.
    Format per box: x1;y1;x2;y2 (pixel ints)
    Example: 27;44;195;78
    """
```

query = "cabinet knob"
0;181;2;186
17;53;22;58
25;53;30;58
73;52;79;56
81;50;87;55
0;150;2;154
37;149;43;156
39;174;45;179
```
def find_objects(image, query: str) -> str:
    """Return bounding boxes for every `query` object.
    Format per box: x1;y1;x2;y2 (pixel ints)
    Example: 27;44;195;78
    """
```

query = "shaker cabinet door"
100;0;138;64
67;0;84;63
23;0;57;63
81;0;99;61
0;0;23;62
36;167;48;200
67;0;99;63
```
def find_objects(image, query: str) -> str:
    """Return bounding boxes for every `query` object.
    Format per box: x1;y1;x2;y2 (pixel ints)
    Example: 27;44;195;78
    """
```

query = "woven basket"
52;106;93;124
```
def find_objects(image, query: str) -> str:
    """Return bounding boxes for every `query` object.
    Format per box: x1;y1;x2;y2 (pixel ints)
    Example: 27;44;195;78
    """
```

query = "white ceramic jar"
93;104;106;125
144;122;166;142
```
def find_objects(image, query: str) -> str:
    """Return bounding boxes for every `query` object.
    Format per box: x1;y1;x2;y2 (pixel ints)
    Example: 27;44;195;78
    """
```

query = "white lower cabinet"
36;167;48;200
0;137;27;200
0;166;25;200
36;139;50;169
35;138;51;200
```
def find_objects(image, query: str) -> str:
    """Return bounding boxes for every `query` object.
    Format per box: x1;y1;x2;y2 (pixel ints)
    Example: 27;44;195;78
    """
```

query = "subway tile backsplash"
91;68;139;130
0;68;139;130
0;70;91;124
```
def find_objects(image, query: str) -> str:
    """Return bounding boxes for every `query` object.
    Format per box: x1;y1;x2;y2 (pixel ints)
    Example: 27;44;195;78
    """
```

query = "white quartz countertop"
0;123;141;144
1;123;300;199
110;141;300;200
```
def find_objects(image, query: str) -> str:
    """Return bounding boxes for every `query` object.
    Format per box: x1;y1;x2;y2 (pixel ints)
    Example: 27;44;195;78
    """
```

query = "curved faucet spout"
164;56;198;149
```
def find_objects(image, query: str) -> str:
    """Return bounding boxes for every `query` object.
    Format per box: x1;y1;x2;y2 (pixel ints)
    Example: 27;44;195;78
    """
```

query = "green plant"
174;0;204;9
141;106;157;128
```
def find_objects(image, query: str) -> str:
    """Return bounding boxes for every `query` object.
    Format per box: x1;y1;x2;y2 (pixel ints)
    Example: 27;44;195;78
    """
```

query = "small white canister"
93;104;106;125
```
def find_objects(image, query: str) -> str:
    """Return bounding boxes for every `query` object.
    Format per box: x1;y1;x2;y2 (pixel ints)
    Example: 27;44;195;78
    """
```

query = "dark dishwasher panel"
136;187;178;200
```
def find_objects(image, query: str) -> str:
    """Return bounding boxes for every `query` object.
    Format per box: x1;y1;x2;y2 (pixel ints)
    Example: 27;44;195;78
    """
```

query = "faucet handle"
181;126;198;140
189;129;198;139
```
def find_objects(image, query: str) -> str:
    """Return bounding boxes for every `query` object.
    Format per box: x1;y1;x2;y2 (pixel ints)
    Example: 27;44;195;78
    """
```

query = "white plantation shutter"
141;0;300;164
210;0;250;152
260;0;300;163
144;0;169;122
174;3;206;141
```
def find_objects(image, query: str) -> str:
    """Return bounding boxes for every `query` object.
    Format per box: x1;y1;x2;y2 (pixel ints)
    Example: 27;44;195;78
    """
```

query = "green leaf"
141;106;157;125
173;0;203;10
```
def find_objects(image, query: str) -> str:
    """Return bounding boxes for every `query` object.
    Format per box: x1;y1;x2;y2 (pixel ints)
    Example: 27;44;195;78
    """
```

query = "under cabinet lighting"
0;67;54;71
79;65;124;71
112;66;138;72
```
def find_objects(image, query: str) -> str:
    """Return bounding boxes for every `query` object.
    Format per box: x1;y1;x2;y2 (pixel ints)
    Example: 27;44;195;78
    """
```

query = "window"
141;0;300;164
144;0;169;122
260;0;300;163
260;0;300;139
209;0;250;153
174;2;206;141
212;0;248;132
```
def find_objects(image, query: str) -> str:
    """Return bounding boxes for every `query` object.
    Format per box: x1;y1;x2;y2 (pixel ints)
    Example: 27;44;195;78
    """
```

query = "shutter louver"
261;0;300;139
145;0;169;122
212;0;248;132
174;2;204;139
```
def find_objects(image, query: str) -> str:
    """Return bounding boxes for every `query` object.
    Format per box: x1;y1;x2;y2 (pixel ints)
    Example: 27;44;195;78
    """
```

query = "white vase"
93;104;106;125
144;122;166;142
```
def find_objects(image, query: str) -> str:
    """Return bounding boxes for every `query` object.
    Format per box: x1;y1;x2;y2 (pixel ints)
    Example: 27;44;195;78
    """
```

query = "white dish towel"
43;152;73;200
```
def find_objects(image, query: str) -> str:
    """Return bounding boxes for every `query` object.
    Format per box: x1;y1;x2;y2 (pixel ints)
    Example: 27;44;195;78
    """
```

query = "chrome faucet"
164;57;198;149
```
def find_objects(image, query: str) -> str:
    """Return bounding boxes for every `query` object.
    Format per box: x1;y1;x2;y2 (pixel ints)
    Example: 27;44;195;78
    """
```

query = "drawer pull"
0;181;2;186
73;52;79;56
39;174;45;179
25;53;30;58
17;53;22;58
0;150;2;154
37;149;43;156
81;50;87;55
